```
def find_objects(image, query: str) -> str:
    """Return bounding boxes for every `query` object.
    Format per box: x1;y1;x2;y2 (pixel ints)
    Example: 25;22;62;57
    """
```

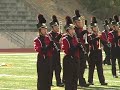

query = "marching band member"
88;17;108;85
34;14;53;90
108;15;120;78
116;28;120;72
62;16;80;90
72;9;89;87
102;19;111;65
48;15;64;87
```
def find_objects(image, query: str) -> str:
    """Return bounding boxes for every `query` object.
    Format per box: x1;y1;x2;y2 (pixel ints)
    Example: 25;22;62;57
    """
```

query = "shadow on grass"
51;85;120;90
77;85;120;90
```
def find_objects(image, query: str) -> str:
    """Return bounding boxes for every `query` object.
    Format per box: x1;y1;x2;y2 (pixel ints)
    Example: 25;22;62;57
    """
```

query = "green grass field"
0;52;120;90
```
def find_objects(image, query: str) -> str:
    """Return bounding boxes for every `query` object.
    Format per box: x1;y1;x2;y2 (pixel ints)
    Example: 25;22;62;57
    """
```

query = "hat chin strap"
67;32;74;37
39;31;45;36
93;31;97;35
52;28;57;33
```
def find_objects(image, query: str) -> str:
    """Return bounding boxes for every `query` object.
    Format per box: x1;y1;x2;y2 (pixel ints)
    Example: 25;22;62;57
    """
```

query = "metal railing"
1;32;25;48
0;26;25;48
23;0;39;14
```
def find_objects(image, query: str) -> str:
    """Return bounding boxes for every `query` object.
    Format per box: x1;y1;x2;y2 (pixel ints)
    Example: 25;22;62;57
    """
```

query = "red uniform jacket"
101;30;108;45
108;30;118;47
88;33;100;51
62;35;80;59
48;31;61;42
34;35;53;58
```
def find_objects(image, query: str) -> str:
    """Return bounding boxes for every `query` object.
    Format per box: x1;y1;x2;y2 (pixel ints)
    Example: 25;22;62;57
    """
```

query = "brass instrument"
97;27;102;50
83;19;88;44
118;28;120;36
81;16;85;26
85;33;88;44
83;25;88;44
59;21;63;34
82;18;88;53
98;38;101;49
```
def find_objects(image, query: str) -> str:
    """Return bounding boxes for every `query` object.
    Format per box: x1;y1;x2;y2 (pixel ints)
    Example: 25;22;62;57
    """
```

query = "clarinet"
48;35;60;52
77;38;87;54
80;43;87;54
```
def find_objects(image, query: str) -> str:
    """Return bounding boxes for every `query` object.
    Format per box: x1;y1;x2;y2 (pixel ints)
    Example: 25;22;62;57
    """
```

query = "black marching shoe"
51;84;55;86
57;83;64;87
103;60;107;65
88;82;94;85
113;75;118;78
107;63;111;65
80;83;89;87
101;82;108;85
107;62;111;65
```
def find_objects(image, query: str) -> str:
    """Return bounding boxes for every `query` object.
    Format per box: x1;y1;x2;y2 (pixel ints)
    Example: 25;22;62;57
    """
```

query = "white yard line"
0;74;35;78
0;88;31;90
0;53;36;55
92;78;120;83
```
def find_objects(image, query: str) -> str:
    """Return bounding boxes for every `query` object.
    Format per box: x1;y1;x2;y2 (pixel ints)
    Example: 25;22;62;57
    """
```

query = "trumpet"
97;27;102;50
83;19;88;44
118;28;120;36
98;38;101;49
85;33;88;44
83;25;88;44
59;21;63;34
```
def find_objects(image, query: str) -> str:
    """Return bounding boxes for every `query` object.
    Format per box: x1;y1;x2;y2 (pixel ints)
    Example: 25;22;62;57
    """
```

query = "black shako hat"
72;9;82;21
64;16;75;31
104;19;109;26
50;15;59;27
37;14;47;29
90;16;98;27
112;15;120;26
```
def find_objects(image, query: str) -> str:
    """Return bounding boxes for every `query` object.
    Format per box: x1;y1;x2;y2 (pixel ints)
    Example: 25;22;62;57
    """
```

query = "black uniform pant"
88;49;105;84
50;52;62;85
63;55;79;90
111;47;120;76
78;51;87;85
37;55;52;90
103;46;111;64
